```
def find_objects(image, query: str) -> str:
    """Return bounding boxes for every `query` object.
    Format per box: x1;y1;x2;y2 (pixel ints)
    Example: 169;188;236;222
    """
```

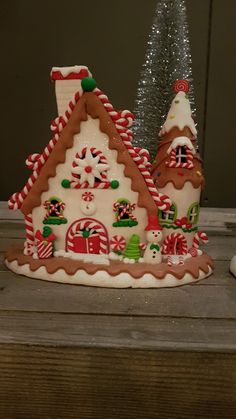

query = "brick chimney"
50;65;92;116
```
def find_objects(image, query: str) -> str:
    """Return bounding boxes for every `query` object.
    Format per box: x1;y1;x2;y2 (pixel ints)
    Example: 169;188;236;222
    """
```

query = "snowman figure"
143;215;163;264
80;192;96;216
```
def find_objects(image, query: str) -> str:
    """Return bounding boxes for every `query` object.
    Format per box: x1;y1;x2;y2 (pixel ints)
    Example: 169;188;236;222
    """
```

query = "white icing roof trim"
50;65;92;78
167;136;196;154
159;91;197;137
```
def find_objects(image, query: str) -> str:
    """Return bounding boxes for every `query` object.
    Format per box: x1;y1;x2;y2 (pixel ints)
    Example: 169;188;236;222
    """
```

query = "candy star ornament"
73;148;109;186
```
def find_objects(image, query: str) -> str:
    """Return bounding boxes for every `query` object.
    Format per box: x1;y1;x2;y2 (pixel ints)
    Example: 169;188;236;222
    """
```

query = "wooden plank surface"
0;346;235;419
0;211;236;418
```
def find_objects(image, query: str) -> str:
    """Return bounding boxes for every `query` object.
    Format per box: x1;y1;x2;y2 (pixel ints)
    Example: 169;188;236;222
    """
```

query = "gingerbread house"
151;80;205;255
8;66;171;264
5;71;213;287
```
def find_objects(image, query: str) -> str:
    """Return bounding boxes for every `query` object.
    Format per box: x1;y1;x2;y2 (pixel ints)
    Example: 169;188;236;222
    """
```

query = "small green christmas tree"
123;234;141;261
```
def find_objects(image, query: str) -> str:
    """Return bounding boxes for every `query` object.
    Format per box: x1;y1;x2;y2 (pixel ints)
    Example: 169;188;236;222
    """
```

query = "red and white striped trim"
37;242;53;259
70;181;111;189
66;218;109;255
162;233;188;255
8;91;81;211
23;213;35;256
192;231;209;249
9;84;171;212
94;88;171;211
166;146;194;169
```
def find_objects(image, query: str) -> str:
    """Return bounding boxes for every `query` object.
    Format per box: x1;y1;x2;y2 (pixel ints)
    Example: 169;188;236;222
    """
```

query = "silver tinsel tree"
133;0;196;160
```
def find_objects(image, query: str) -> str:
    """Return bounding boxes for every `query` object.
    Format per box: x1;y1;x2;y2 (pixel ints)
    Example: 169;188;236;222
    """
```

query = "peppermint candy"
82;192;94;202
110;235;126;252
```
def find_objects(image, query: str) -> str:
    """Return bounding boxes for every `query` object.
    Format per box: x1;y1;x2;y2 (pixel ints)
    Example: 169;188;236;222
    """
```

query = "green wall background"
0;0;235;207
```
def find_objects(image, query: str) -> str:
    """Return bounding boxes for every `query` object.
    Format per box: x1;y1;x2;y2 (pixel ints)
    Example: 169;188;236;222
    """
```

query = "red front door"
73;233;101;254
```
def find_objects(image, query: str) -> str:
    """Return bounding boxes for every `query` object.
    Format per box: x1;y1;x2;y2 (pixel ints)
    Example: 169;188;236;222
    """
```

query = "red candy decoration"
110;235;126;252
82;192;94;202
173;80;189;94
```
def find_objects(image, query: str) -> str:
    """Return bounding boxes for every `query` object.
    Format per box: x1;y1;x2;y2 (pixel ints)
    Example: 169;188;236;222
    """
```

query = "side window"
166;146;193;169
113;199;138;227
43;197;67;225
159;203;177;224
187;202;200;225
176;146;188;164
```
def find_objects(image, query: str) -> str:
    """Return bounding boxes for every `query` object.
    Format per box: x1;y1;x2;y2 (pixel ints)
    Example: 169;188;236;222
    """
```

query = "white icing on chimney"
51;65;92;116
160;91;197;137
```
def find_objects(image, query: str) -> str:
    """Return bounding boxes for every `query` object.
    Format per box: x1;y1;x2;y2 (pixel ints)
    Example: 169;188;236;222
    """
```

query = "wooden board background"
1;0;234;207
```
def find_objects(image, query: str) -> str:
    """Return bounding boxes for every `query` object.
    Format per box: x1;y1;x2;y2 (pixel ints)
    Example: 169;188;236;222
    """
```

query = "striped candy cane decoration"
24;213;35;255
167;255;184;266
192;231;209;249
66;218;109;254
8;91;81;210
94;89;171;211
162;233;188;255
166;146;194;169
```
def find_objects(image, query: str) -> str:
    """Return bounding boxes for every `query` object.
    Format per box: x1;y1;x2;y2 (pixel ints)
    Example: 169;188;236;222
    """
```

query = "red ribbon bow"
35;230;56;243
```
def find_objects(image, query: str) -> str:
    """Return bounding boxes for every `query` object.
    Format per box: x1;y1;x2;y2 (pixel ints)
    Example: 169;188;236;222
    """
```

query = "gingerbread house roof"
9;80;171;215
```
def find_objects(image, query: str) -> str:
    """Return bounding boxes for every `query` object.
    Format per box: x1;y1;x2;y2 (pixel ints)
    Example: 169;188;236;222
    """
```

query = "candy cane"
44;200;65;219
8;91;81;210
192;231;209;249
94;88;171;211
24;213;35;255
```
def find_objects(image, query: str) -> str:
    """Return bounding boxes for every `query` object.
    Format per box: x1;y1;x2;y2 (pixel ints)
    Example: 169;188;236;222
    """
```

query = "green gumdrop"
81;77;97;92
110;180;119;189
61;179;71;188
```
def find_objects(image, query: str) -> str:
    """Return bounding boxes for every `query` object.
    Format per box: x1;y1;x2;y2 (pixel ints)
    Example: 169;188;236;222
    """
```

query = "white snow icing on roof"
50;65;92;77
160;91;197;137
167;136;196;154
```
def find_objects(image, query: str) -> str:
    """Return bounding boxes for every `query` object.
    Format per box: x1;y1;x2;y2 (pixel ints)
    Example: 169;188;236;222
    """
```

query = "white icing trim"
50;65;92;78
5;259;213;289
160;91;197;137
167;136;196;155
54;250;110;265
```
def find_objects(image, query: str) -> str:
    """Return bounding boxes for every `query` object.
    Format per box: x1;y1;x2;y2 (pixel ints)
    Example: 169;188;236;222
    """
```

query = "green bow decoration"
150;244;160;251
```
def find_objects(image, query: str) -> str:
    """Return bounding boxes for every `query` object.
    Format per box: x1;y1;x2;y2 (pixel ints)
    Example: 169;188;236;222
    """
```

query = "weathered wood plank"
0;311;235;352
0;346;235;419
0;265;235;319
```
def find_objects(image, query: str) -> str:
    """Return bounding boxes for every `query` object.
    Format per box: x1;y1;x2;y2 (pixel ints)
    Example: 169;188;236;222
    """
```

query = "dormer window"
176;146;188;164
166;136;196;169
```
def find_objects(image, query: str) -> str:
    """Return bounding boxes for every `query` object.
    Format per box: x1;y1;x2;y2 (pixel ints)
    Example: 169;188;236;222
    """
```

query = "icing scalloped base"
5;258;213;289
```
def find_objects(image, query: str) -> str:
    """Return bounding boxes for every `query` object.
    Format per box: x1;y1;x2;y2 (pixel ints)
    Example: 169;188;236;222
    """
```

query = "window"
43;197;67;225
113;199;138;227
187;202;200;225
159;203;177;224
71;147;110;188
176;146;188;164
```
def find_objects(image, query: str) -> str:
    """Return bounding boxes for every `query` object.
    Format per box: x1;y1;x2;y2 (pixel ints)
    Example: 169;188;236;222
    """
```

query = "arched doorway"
66;218;109;255
162;233;188;255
